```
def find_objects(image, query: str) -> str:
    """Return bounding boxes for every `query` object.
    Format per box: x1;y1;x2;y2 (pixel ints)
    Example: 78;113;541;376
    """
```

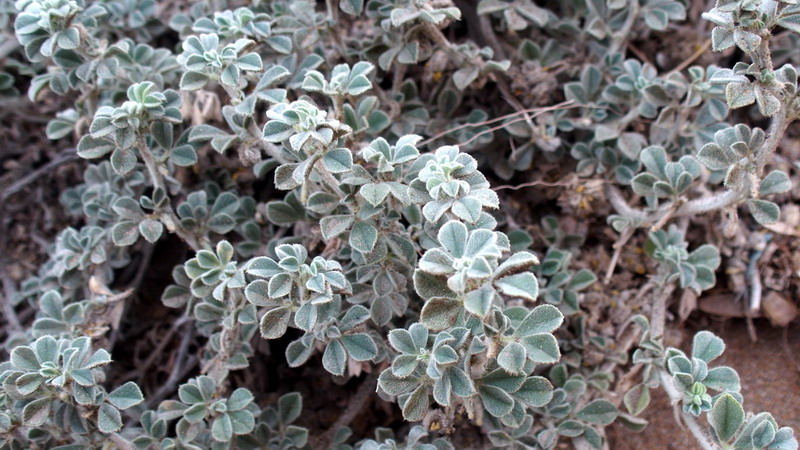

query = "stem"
136;136;164;189
755;106;790;177
136;137;205;251
608;0;640;56
650;282;675;340
314;158;346;198
109;432;135;450
658;371;718;450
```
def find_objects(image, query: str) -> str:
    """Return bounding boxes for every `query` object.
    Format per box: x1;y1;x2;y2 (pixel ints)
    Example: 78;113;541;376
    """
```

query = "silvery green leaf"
172;143;198;166
464;286;494;317
77;135;115;159
495;251;539;277
107;382;144;410
21;398;51;426
401;385;429;421
110;148;136;175
497;342;527;375
279;392;303;424
688;245;720;269
733;29;761;52
266;201;304;225
520;333;560;364
360;183;391;206
323;148;353;173
413;270;457;300
260;307;291;339
703;366;740;392
759;170;792;195
15;373;42;395
350;221;378;253
770;428;799;450
557;420;585;437
438;221;468;258
236;53;262;71
453;66;480;90
266;36;292;54
568;269;597;290
392;355;419;377
495;272;539;301
697;143;731;171
180;71;209;91
420;297;462;331
211;413;233;442
479;385;514;418
340;0;364;15
139;219;163;243
692;331;725;363
433;374;452;406
515;304;563;337
748;199;780;225
755;86;781;117
97;403;123;433
726;82;755;109
640;146;667;177
112;221;139;246
617;413;649;432
268;273;292;298
320;215;354;240
515;376;553;407
576;400;618;425
624;384;650;416
419;249;455;275
433;345;458;365
449;367;476;397
286;340;314;368
322;339;347;376
229;409;255;435
227;388;253;412
631;173;658;196
711;27;735;51
777;5;800;33
341;333;377;361
388;328;418;354
708;394;744;442
752;420;777;448
379;369;419;396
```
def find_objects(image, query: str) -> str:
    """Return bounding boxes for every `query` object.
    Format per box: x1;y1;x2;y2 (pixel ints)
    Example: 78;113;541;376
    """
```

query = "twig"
146;322;195;408
667;40;712;75
0;150;80;203
0;263;22;333
316;374;377;448
782;324;800;373
604;226;634;284
419;100;578;146
492;177;578;191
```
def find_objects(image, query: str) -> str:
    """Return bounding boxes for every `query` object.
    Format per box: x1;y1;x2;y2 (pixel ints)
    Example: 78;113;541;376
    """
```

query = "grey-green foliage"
3;0;799;448
631;146;702;204
646;225;721;294
665;331;798;449
697;124;792;225
157;375;257;445
0;336;144;445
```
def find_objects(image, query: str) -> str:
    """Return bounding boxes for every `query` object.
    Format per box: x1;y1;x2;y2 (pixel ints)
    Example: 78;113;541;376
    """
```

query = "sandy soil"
609;320;800;449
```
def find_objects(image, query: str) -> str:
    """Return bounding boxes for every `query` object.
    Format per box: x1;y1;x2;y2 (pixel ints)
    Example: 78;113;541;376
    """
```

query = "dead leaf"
699;294;749;318
762;291;799;327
